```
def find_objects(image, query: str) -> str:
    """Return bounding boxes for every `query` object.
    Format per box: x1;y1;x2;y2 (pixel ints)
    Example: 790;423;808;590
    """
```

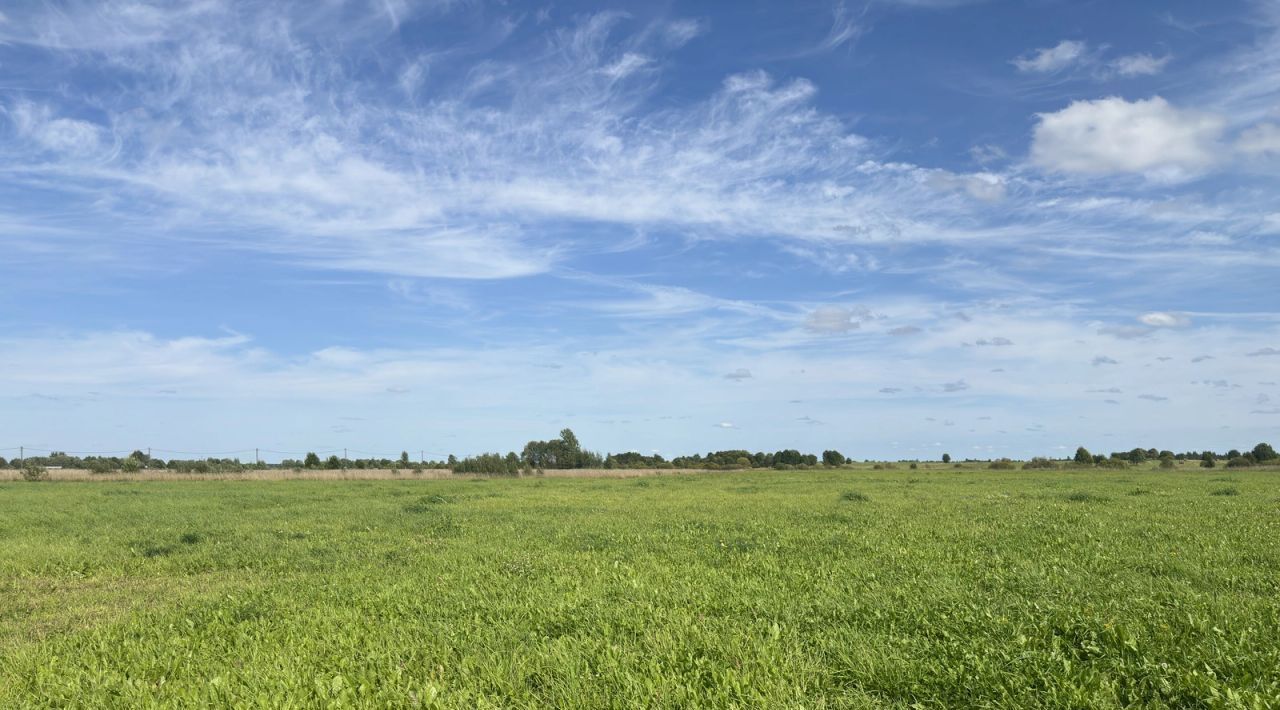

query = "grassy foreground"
1;469;1278;708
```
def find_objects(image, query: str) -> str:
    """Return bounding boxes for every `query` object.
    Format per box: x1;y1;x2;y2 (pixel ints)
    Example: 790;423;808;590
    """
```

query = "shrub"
1097;458;1128;470
988;459;1016;470
87;459;116;474
909;462;918;470
1158;457;1176;469
1023;457;1057;470
1226;457;1254;469
21;462;49;482
121;457;141;474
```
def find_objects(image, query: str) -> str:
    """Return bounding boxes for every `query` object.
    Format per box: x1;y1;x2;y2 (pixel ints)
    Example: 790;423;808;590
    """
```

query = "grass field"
2;468;1278;707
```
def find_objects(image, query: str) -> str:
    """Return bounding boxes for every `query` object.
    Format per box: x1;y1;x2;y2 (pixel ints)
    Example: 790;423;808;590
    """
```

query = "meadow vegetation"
2;465;1278;706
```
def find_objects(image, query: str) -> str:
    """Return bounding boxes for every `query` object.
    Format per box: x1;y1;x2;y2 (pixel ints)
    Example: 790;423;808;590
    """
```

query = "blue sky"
1;0;1278;462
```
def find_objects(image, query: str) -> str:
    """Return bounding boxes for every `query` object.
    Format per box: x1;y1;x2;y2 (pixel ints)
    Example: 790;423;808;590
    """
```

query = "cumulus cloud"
8;102;104;156
1110;53;1171;77
927;171;1006;201
804;306;873;334
1138;311;1191;328
1030;97;1225;179
1013;40;1087;73
1237;123;1280;157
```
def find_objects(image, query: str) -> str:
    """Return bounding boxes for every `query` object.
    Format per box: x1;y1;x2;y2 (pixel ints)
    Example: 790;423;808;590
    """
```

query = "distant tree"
129;449;150;464
1252;442;1277;462
1074;447;1093;465
822;450;847;466
304;452;321;468
0;457;7;469
1092;454;1106;465
1158;455;1176;469
1227;449;1242;459
447;454;458;466
400;451;410;466
1200;451;1216;468
325;455;342;470
1226;456;1254;468
121;457;141;473
942;453;951;464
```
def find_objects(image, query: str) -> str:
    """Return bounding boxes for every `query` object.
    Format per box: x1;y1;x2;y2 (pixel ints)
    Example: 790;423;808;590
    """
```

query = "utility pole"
255;448;260;465
343;448;348;470
420;450;424;464
147;447;151;459
18;445;22;463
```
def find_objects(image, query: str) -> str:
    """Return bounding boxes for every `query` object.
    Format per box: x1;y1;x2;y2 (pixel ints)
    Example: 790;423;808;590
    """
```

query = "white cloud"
1237;123;1280;157
926;171;1006;201
7;102;104;156
804;306;874;334
1138;312;1191;328
1013;40;1087;73
1111;53;1171;77
1031;97;1225;179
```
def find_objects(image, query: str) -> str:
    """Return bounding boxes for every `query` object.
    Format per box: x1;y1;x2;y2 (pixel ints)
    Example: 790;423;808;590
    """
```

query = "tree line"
4;434;1278;475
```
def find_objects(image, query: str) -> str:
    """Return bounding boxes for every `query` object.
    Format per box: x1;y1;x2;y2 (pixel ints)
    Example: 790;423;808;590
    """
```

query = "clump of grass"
403;494;451;513
1127;488;1153;497
1210;487;1239;497
1065;491;1105;503
840;491;870;503
179;532;204;545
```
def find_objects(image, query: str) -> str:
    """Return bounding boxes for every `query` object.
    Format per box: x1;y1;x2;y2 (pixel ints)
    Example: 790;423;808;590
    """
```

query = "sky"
1;0;1278;463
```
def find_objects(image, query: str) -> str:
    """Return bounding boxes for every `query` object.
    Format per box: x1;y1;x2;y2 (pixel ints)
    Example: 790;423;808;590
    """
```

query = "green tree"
1252;442;1276;462
304;452;321;468
1074;447;1093;465
822;450;846;466
941;453;951;464
325;455;342;470
400;451;410;466
1200;451;1216;469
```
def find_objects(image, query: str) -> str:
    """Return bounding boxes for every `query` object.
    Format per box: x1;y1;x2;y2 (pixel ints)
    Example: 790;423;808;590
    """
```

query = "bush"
1097;458;1128;470
988;459;1016;470
121;457;141;473
87;459;117;474
1023;457;1057;470
1158;457;1176;469
1226;457;1254;469
21;462;49;482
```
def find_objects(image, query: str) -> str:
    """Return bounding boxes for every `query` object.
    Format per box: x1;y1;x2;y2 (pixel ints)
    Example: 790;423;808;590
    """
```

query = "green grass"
2;469;1278;707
